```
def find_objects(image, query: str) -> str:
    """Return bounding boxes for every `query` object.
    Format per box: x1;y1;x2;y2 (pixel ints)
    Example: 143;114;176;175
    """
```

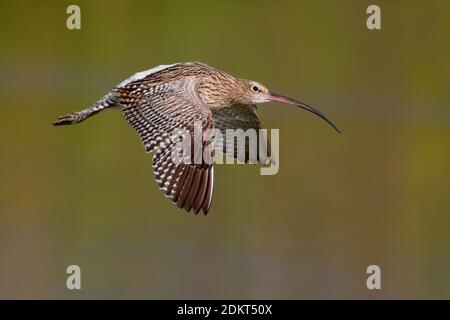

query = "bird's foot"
53;112;80;126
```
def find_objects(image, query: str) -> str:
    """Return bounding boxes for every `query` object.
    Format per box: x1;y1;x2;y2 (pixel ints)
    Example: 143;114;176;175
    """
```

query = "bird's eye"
251;85;259;93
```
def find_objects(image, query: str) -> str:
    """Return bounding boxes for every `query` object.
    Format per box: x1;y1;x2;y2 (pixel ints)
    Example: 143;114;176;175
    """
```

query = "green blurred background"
0;0;449;299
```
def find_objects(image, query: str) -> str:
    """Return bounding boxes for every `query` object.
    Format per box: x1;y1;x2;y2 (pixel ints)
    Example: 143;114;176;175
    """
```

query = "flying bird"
54;62;340;214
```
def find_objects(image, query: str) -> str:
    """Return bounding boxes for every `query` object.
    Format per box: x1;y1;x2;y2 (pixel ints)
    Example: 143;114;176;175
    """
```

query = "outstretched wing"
211;104;271;164
114;76;214;214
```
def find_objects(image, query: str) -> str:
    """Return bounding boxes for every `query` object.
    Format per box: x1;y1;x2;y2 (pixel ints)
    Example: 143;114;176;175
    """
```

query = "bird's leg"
53;106;105;126
53;94;116;126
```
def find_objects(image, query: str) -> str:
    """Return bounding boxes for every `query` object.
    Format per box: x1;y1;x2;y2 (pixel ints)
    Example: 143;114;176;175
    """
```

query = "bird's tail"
53;93;117;126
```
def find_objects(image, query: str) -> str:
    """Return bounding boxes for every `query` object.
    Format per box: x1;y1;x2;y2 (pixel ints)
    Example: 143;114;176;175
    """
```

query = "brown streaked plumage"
53;62;340;215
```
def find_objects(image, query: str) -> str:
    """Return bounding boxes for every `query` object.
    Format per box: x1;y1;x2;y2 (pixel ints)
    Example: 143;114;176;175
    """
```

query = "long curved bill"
268;91;341;133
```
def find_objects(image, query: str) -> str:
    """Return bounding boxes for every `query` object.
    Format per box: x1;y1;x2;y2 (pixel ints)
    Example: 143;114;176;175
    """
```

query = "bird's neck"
198;77;243;109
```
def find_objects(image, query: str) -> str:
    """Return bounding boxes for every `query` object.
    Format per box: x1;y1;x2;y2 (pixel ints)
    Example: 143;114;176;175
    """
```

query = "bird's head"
237;79;341;133
237;80;271;104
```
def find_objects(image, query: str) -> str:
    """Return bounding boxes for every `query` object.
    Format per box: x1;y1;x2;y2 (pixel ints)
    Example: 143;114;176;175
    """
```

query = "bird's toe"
53;113;78;126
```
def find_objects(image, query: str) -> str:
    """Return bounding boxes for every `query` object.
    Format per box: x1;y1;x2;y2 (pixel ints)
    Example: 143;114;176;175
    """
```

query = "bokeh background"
0;0;449;299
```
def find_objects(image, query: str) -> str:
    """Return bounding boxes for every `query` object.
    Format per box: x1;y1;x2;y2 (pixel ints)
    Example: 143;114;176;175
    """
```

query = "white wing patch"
117;63;178;87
